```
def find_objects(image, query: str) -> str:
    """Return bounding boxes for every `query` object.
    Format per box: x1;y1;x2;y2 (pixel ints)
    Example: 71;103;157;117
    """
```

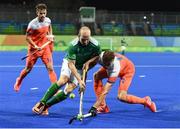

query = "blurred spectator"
130;21;137;35
95;23;103;35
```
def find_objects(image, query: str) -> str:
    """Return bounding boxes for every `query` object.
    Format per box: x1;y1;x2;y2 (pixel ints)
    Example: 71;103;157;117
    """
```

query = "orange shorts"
96;58;135;92
26;48;53;68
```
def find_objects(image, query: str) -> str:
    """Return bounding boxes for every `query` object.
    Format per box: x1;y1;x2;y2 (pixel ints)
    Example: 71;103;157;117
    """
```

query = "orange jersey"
26;17;51;50
99;53;135;84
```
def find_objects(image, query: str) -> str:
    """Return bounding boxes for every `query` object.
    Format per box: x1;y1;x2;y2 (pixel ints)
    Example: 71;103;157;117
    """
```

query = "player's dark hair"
36;3;47;11
103;50;115;64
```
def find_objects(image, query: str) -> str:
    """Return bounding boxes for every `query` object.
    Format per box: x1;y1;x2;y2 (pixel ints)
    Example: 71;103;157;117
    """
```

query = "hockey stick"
21;40;52;60
69;69;87;124
68;113;92;124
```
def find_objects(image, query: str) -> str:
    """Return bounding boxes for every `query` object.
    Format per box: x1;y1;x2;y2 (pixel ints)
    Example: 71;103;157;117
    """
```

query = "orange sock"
94;80;103;97
18;69;28;82
48;70;57;83
125;94;145;104
94;80;106;107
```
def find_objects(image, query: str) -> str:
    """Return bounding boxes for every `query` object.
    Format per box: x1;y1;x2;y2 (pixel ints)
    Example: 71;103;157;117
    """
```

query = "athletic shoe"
14;77;21;92
97;105;110;114
32;102;45;114
144;96;157;112
41;107;49;116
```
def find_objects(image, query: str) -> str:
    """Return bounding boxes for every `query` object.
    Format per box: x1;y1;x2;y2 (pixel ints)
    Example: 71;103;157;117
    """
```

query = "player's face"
103;59;114;68
79;31;90;46
37;9;47;22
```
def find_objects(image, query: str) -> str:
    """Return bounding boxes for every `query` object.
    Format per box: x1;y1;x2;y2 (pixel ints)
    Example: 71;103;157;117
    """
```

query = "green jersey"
65;37;101;70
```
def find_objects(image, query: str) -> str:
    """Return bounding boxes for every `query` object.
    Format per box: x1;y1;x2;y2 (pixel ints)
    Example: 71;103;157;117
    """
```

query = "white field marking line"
1;65;180;68
139;75;146;78
0;65;61;68
155;109;163;112
30;87;39;90
86;79;92;82
135;65;180;68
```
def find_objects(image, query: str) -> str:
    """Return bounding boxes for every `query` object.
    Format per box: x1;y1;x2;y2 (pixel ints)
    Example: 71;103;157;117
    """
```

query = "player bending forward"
83;50;157;116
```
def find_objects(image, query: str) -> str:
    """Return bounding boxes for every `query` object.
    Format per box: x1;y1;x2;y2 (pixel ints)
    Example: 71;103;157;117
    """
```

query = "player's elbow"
68;61;75;68
93;72;98;81
26;36;31;43
93;72;102;81
101;89;109;96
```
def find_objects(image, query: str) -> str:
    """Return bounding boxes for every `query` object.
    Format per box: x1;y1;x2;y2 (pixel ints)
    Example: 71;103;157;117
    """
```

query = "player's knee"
117;92;127;101
56;78;68;86
65;84;76;94
57;75;69;86
93;72;100;81
47;66;54;72
24;67;32;73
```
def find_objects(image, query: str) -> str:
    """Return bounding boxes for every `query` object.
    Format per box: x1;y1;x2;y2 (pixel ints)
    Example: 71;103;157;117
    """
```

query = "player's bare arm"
83;56;99;71
26;35;40;50
49;25;53;35
46;25;54;41
68;59;86;91
93;82;113;108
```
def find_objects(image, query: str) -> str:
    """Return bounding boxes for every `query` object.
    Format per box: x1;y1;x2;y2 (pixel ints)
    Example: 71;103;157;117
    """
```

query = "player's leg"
14;55;38;92
118;86;156;112
32;59;72;114
42;50;57;83
46;69;81;107
121;46;126;55
47;83;76;106
32;74;69;114
41;69;80;115
117;61;156;112
35;70;78;115
41;83;77;115
93;67;110;113
117;61;145;104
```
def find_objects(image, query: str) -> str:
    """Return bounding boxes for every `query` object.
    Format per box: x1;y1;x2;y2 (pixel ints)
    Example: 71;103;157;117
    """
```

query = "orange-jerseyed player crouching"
83;50;157;116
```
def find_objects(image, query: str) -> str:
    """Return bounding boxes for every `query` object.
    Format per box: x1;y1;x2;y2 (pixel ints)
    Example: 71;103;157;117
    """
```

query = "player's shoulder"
28;18;37;25
29;17;51;25
89;37;99;46
70;37;79;46
27;18;38;29
44;17;51;23
115;53;126;60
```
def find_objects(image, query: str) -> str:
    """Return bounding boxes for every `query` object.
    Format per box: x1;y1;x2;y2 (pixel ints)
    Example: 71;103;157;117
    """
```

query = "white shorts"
60;58;82;86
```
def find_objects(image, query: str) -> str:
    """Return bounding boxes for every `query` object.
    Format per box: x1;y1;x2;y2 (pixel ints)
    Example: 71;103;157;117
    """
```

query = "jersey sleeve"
46;17;51;25
48;17;51;23
107;59;120;83
91;38;102;57
66;44;76;60
26;22;34;36
96;45;101;55
107;69;119;83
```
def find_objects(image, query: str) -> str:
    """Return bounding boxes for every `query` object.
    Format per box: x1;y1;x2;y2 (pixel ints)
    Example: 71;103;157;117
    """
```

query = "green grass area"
1;35;180;52
1;46;180;52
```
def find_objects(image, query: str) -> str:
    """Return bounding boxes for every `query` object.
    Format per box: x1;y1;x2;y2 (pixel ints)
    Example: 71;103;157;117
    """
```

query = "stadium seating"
150;24;180;36
1;21;180;36
0;22;22;34
102;23;123;35
52;23;76;35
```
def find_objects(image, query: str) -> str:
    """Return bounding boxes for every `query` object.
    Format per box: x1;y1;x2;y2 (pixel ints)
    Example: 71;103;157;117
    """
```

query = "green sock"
41;83;60;104
46;90;68;107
